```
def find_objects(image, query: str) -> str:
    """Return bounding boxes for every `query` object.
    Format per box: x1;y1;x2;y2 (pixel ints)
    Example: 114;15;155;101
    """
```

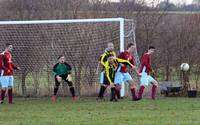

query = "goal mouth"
0;18;139;96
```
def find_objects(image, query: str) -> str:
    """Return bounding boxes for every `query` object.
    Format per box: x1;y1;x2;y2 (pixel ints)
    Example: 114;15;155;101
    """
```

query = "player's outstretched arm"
131;65;141;77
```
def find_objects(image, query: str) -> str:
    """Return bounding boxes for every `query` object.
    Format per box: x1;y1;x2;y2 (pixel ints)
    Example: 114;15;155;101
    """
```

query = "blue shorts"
99;71;104;84
1;76;14;88
140;67;156;86
0;76;3;88
99;71;112;85
114;65;133;85
0;70;4;87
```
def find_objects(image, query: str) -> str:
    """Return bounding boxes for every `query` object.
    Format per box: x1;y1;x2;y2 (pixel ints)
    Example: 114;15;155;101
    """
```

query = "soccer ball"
180;63;190;71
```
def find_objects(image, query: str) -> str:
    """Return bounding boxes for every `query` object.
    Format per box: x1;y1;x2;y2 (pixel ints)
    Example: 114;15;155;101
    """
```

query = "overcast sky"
110;0;193;5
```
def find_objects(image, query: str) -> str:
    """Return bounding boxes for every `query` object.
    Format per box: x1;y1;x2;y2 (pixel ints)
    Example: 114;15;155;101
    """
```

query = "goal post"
0;18;126;52
0;18;139;96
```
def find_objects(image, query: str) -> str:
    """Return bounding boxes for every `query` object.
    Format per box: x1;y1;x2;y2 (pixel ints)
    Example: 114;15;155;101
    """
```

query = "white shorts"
114;65;133;85
0;76;3;87
140;66;156;86
0;70;4;87
99;71;104;84
1;76;14;88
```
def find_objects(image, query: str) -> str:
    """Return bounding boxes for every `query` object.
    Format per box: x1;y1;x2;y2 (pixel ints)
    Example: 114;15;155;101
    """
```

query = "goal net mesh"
0;19;139;96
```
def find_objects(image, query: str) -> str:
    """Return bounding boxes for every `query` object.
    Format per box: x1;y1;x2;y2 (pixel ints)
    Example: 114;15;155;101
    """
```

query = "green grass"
0;97;200;125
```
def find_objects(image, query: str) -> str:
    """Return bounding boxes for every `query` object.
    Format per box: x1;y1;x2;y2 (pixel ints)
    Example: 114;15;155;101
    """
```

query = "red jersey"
118;51;135;73
0;53;4;75
2;51;17;76
139;53;152;75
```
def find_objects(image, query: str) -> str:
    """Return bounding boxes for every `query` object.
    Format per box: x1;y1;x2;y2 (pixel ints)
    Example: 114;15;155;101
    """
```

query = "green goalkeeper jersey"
53;62;72;76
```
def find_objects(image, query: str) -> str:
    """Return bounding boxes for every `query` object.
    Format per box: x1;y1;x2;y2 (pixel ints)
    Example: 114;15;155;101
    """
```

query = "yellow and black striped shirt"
102;57;133;84
100;50;116;68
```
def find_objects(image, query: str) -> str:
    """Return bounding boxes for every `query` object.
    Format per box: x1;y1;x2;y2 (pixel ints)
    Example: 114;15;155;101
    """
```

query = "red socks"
0;90;6;101
137;85;157;99
152;85;157;99
0;89;13;103
8;89;13;103
138;86;145;98
131;88;137;99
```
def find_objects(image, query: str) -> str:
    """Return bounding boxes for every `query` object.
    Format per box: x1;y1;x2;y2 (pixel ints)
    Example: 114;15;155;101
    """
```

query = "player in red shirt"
0;53;3;75
137;46;158;100
114;43;140;101
0;52;4;102
0;43;20;104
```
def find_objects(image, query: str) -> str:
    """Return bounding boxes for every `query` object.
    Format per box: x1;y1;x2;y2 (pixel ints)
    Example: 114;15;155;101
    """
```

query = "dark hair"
5;43;12;47
148;46;155;50
127;43;134;49
57;55;64;60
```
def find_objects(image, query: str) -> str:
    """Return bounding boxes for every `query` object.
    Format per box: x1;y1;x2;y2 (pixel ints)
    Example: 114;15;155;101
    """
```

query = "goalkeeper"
51;55;77;101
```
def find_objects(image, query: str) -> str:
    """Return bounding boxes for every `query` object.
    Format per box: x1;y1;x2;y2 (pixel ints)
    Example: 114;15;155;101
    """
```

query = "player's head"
108;56;114;64
5;43;13;52
107;42;114;51
57;55;65;64
148;46;155;54
127;43;135;52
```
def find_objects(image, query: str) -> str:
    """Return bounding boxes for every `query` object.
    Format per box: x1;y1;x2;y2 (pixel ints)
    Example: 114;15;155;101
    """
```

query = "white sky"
169;0;193;5
110;0;193;5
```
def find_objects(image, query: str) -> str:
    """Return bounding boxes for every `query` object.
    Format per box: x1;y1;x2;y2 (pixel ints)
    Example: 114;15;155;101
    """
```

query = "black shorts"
55;74;72;87
102;74;114;85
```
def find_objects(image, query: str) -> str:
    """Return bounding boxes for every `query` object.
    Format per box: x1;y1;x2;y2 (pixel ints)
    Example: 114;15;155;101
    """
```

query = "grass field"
0;97;200;125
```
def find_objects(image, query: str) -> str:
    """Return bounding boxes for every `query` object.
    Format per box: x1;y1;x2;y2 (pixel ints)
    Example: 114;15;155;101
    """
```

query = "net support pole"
119;18;125;52
119;18;125;97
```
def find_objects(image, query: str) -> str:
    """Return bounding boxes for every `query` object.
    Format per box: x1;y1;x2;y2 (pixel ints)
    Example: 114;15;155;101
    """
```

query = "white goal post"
0;18;139;96
0;18;127;51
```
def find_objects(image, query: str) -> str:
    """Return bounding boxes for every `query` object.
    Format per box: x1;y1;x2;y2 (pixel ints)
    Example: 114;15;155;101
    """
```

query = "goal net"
0;18;139;96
